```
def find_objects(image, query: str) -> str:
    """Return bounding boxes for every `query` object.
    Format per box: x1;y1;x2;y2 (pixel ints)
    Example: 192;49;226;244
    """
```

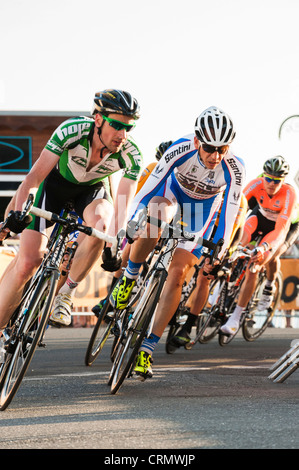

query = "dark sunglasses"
264;175;283;184
102;115;136;132
201;143;229;155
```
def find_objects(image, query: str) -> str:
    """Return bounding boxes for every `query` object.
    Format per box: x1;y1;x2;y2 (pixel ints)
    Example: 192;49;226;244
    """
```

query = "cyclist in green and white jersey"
0;89;143;330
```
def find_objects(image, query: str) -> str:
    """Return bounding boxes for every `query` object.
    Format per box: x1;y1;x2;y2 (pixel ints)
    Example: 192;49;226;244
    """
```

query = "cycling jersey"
243;177;297;251
136;162;157;192
45;116;143;185
129;134;246;258
29;116;143;233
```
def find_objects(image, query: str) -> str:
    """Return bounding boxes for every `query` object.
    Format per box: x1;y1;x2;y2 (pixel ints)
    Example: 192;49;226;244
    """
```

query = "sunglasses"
201;143;229;155
102;115;136;132
264;175;284;184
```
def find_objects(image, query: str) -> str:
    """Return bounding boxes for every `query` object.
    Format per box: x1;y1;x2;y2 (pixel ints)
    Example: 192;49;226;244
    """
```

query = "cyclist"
110;106;246;379
0;89;142;332
91;140;173;317
220;156;297;336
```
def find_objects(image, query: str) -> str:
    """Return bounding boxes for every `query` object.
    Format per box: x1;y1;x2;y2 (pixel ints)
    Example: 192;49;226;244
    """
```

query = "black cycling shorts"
28;168;112;233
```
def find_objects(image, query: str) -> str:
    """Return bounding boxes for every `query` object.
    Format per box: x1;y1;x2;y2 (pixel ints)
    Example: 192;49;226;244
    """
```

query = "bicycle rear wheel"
110;270;167;395
242;271;283;342
84;297;115;366
0;271;58;411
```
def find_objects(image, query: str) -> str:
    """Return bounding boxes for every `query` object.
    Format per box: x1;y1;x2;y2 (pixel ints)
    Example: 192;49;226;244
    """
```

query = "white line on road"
24;364;269;381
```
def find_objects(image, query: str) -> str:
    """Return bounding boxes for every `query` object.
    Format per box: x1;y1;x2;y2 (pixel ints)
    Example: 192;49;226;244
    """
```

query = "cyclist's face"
263;175;284;196
195;137;227;169
95;113;135;153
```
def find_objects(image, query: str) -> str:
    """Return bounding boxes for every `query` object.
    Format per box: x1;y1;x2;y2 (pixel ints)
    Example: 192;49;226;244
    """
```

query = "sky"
1;0;299;195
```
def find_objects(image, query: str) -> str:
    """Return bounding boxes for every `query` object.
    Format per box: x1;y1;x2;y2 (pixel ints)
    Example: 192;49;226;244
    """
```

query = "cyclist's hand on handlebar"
251;245;268;264
202;257;220;279
101;246;122;272
6;211;32;234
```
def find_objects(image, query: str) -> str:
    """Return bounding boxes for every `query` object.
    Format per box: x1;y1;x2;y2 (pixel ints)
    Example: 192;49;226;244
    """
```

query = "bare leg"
0;229;47;328
129;196;176;265
66;199;112;283
151;248;197;338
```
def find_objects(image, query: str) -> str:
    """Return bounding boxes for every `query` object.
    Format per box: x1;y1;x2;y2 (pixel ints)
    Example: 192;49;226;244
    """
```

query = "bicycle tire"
197;278;224;344
0;271;58;411
84;297;115;366
242;271;283;342
110;270;167;394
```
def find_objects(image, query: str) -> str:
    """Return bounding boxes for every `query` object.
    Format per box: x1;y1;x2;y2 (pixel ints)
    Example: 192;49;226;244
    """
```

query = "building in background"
0;111;88;220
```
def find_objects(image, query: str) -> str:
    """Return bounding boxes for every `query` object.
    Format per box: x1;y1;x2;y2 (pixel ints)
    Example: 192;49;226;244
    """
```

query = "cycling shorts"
27;168;112;233
155;173;220;258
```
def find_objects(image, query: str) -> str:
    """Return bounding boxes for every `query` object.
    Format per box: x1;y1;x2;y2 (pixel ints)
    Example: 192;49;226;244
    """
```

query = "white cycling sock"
59;277;78;296
230;305;244;323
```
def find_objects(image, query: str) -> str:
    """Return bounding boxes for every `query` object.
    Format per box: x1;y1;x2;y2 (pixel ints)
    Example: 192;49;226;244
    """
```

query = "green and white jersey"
45;116;143;185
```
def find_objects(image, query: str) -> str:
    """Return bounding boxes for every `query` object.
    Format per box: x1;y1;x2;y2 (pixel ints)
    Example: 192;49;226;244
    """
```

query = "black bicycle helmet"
263;156;290;177
155;141;173;161
92;89;140;119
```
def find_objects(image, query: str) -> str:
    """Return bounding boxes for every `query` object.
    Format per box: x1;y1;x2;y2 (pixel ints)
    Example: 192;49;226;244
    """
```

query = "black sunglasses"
201;143;229;155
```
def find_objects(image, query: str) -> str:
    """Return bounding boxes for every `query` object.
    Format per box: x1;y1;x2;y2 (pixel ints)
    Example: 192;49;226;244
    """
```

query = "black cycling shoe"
170;328;191;347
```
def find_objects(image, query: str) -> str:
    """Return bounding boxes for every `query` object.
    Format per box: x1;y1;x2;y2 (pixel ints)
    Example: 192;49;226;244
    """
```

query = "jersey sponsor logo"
164;143;191;163
57;122;91;142
226;158;243;186
72;156;87;168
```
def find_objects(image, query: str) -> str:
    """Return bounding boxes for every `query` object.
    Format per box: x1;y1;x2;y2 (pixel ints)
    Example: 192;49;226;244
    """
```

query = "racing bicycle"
108;216;224;394
0;195;120;411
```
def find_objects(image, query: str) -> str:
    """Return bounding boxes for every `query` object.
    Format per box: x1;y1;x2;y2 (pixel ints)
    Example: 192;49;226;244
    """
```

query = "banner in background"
0;252;298;310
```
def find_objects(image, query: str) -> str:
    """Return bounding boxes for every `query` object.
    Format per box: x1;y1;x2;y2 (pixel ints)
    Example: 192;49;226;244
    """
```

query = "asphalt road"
0;325;298;452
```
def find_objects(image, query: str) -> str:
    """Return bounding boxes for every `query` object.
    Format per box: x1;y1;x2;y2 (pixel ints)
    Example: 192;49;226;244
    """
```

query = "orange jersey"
136;162;157;193
243;177;297;249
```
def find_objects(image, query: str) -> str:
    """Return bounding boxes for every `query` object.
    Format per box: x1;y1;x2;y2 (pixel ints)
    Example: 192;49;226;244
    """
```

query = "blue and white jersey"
129;133;246;258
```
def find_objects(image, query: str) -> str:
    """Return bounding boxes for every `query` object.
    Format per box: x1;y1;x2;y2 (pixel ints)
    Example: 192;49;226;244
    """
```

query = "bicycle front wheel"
197;279;224;344
110;270;167;395
0;271;58;411
242;271;283;342
84;297;115;367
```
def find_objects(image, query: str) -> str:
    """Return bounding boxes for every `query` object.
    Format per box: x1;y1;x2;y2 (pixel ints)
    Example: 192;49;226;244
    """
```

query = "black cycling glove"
6;211;32;234
101;247;122;272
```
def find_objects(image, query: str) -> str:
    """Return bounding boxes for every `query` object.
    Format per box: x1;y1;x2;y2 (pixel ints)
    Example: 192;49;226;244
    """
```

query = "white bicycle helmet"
195;106;236;146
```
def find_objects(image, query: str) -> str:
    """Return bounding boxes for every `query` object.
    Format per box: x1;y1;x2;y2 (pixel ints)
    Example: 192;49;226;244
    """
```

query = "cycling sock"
230;305;244;322
59;276;79;296
184;312;197;333
140;333;160;355
124;259;142;280
265;279;274;290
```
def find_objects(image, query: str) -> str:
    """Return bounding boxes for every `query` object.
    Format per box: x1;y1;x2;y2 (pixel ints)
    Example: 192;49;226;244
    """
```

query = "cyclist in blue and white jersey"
0;89;142;331
110;106;246;379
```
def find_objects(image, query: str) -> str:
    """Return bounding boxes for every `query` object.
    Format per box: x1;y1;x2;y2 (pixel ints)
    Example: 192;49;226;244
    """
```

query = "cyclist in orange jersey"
221;156;297;336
